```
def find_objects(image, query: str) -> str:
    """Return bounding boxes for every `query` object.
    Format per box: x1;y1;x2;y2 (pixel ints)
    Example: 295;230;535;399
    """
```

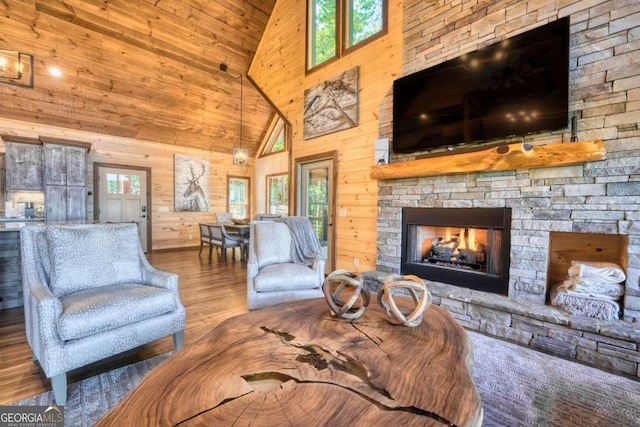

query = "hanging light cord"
240;73;243;151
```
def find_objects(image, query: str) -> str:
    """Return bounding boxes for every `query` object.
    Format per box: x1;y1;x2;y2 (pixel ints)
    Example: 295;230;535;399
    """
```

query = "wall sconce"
0;49;34;88
233;147;249;166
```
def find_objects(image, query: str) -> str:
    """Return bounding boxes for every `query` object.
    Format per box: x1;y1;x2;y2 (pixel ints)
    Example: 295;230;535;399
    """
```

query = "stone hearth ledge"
362;271;640;377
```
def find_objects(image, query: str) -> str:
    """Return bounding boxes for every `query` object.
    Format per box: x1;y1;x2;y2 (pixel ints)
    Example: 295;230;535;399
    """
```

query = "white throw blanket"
567;261;626;283
275;216;325;267
557;277;625;299
551;260;626;321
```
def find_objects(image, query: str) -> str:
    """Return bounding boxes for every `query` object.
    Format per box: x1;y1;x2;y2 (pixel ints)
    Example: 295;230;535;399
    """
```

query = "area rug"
469;331;640;427
13;332;640;426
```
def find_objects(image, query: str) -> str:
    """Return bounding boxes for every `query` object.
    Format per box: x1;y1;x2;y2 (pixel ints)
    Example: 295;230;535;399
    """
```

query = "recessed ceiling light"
48;67;62;77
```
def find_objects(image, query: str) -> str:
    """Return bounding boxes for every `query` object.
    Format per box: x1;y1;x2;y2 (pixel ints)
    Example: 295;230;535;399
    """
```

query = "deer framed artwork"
174;154;210;212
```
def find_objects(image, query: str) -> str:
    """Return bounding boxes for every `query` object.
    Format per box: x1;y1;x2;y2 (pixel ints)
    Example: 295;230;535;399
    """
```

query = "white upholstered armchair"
20;223;186;405
247;219;325;310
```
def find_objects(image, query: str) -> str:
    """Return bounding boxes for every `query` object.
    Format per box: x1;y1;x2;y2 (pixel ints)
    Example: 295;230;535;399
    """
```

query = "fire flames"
428;227;487;265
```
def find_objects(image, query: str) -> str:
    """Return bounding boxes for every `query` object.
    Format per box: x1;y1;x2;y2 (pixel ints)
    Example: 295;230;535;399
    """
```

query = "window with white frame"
228;176;250;219
266;173;289;215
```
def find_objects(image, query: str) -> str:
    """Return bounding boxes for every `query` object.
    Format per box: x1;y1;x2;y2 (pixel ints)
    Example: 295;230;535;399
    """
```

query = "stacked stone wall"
364;272;640;377
377;0;640;322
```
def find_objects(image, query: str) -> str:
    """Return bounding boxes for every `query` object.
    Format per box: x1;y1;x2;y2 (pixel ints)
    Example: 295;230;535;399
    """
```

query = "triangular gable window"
260;117;286;157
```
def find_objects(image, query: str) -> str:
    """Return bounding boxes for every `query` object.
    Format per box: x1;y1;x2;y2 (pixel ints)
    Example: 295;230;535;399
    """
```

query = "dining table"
218;222;250;237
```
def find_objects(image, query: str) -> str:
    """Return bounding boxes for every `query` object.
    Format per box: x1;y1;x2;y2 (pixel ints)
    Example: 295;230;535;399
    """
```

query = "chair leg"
209;244;213;259
51;373;67;406
173;330;184;351
221;247;227;262
199;241;203;256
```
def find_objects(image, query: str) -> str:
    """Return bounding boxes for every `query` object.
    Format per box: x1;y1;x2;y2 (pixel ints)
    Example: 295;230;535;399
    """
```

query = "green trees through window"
261;117;286;156
267;174;289;215
347;0;384;47
308;0;386;70
311;0;337;68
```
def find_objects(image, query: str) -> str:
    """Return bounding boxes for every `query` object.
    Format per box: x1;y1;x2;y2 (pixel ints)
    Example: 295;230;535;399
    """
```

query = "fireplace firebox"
402;207;511;295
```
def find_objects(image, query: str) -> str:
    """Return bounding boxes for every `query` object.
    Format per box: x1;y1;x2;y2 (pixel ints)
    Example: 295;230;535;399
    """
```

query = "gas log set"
426;228;487;271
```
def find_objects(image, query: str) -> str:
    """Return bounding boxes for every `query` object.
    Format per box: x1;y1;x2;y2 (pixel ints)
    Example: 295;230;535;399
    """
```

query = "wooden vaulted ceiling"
0;0;277;157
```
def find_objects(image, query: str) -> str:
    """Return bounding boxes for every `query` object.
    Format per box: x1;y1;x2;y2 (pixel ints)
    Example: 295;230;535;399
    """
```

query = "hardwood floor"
0;248;249;405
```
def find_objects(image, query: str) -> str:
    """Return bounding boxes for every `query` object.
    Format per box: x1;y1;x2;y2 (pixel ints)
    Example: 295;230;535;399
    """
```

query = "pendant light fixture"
226;64;249;166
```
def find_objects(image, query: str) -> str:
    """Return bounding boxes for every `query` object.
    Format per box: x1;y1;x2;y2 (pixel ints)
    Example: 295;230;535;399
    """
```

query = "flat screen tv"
392;17;570;154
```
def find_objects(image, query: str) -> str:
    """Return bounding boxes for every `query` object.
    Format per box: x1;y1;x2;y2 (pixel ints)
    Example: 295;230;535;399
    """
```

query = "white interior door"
298;159;334;274
98;166;149;252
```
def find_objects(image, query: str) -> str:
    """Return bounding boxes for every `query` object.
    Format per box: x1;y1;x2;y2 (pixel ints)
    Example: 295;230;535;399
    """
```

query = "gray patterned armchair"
20;223;186;405
247;220;325;310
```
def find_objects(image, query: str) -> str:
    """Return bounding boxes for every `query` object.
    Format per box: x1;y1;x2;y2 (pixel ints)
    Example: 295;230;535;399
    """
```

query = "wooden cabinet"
5;141;43;191
0;230;22;310
43;144;87;187
45;186;86;221
43;143;88;221
42;144;88;189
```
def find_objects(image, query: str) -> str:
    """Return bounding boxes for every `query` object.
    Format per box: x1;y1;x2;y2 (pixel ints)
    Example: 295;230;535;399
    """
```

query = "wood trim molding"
370;140;606;180
39;137;92;151
0;135;41;145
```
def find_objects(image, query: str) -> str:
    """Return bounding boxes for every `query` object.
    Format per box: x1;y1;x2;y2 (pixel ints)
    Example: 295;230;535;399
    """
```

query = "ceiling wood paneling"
0;0;276;155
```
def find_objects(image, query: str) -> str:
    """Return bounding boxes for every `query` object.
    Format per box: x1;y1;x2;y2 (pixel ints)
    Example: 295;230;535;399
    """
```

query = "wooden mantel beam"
370;140;606;180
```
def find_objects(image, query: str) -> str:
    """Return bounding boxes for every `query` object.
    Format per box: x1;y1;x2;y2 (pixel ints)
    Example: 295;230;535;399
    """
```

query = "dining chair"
215;212;234;224
198;223;215;258
208;224;242;262
259;214;281;221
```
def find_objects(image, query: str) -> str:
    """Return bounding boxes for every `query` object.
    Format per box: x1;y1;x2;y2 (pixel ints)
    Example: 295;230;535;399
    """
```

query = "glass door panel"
299;159;334;273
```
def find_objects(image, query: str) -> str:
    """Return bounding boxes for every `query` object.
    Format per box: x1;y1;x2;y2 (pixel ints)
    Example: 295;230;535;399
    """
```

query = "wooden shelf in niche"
369;140;606;180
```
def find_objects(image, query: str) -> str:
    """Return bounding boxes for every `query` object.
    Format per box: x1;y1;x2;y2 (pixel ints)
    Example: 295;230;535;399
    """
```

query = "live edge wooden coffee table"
97;298;483;426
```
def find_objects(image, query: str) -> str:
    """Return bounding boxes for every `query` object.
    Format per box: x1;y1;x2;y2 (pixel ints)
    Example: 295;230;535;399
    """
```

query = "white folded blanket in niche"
568;261;626;284
557;277;625;299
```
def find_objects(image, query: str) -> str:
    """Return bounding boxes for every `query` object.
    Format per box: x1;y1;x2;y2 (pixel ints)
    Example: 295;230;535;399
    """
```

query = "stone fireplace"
371;174;640;376
370;0;640;377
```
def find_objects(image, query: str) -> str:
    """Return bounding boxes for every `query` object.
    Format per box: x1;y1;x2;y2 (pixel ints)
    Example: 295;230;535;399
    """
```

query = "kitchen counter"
0;218;45;231
0;219;103;231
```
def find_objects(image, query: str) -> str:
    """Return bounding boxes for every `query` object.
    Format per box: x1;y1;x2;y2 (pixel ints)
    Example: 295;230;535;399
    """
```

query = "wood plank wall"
249;0;403;272
0;118;253;250
0;0;275;157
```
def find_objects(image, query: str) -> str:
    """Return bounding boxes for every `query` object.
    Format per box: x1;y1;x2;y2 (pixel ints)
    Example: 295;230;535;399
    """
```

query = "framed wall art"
174;154;210;212
303;66;359;139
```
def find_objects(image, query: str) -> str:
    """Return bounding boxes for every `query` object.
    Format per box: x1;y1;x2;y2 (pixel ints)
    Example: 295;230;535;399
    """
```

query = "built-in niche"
547;231;628;302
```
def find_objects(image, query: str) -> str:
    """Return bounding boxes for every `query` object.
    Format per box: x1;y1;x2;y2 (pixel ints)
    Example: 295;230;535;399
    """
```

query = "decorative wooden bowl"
231;218;250;225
